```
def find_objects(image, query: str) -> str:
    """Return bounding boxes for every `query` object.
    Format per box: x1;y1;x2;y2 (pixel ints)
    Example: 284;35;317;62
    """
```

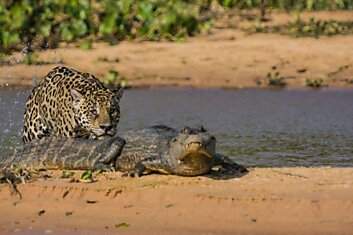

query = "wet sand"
1;11;353;89
0;167;352;234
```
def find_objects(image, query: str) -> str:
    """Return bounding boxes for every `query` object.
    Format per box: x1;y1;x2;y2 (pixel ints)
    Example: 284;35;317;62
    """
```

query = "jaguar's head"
70;86;123;139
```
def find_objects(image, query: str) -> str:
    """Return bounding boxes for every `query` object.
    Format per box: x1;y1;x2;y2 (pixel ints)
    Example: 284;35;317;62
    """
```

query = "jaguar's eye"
91;109;98;116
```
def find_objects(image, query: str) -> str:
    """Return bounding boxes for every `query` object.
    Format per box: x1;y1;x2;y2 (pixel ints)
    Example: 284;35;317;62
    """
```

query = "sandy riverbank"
0;167;352;234
1;11;353;89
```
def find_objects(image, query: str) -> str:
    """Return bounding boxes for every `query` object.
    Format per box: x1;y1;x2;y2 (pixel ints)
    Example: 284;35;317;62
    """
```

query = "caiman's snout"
184;135;215;149
185;141;204;151
179;135;216;160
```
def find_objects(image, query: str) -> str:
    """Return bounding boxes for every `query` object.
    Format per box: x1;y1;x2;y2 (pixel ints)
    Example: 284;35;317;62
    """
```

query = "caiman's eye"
182;126;192;134
172;138;177;142
91;109;98;116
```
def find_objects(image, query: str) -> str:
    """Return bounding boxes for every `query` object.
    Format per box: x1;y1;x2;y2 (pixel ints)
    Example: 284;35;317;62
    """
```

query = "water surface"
0;88;352;167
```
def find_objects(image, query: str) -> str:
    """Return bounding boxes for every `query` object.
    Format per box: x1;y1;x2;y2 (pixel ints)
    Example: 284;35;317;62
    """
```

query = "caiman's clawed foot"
221;159;248;176
214;154;248;177
123;170;140;178
122;163;145;178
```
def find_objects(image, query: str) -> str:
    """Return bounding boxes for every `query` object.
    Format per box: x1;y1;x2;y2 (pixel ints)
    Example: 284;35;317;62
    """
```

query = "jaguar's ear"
113;85;124;100
70;89;84;109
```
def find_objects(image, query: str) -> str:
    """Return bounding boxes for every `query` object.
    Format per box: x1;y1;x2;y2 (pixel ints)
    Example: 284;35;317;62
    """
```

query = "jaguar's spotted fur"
22;66;123;142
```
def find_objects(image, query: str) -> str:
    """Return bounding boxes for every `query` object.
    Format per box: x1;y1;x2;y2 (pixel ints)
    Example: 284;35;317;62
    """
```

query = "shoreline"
1;167;352;234
1;11;353;90
2;83;353;91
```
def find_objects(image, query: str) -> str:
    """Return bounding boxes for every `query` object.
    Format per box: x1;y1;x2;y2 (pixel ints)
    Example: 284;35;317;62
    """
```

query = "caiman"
0;126;247;177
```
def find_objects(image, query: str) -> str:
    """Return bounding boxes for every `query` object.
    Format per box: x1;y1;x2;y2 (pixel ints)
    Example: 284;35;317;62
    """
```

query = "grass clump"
103;69;129;89
287;17;353;37
245;17;353;38
217;0;353;10
267;71;286;87
306;78;324;88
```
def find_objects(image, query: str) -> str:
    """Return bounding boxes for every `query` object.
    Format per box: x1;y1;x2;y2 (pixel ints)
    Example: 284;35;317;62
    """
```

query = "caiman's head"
167;126;216;176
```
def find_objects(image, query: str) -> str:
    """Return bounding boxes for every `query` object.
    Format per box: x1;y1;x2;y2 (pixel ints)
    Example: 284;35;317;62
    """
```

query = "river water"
0;87;352;167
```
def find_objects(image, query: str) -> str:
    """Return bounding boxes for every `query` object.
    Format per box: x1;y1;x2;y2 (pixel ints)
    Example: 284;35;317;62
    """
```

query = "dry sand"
1;11;353;89
0;167;352;234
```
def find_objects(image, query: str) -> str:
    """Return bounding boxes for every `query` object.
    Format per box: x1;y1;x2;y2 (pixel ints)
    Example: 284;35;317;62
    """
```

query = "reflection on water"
0;87;352;167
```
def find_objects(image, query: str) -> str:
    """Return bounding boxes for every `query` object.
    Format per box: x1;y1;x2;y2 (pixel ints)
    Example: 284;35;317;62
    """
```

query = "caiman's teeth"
185;142;204;149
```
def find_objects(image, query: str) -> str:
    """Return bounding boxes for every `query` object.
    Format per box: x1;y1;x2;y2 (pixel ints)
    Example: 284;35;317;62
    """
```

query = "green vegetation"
115;222;130;228
61;170;75;178
267;71;286;87
0;0;213;54
24;53;54;65
217;0;353;10
306;77;324;88
288;17;353;37
103;69;129;88
0;52;62;66
80;170;93;180
1;0;352;54
79;39;93;50
247;17;353;37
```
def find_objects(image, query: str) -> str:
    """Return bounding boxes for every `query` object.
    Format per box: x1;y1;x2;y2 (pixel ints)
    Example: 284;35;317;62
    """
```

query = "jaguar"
22;66;123;142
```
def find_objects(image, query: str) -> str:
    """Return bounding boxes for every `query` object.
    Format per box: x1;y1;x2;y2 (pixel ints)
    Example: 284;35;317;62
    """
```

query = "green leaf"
62;170;75;178
60;23;74;41
10;4;26;28
99;12;118;35
106;70;119;81
115;222;130;228
72;20;88;36
39;24;52;37
80;170;92;180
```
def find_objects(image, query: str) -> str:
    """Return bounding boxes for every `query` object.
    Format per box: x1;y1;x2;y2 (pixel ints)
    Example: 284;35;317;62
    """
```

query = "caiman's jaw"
166;126;217;176
172;141;215;176
179;142;213;160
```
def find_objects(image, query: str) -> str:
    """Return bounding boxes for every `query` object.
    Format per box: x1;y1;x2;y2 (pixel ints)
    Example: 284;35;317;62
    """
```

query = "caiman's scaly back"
1;136;125;170
2;126;247;177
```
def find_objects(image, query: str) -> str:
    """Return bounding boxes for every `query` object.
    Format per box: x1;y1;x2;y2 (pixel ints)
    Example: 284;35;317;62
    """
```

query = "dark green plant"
115;222;130;228
244;17;353;38
1;0;352;55
306;77;324;88
0;0;213;54
287;17;353;37
217;0;353;10
267;71;286;87
80;170;93;181
61;170;75;178
103;69;129;88
24;53;61;65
